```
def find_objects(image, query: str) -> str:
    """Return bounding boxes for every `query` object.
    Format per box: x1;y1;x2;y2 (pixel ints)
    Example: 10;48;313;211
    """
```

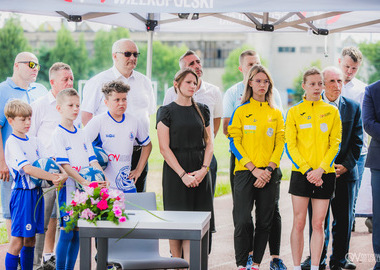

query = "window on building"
300;46;312;53
278;46;296;53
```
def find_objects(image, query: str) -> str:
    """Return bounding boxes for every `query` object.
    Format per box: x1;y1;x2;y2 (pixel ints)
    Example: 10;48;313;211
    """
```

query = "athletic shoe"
237;266;247;270
42;255;56;270
270;258;287;270
365;217;373;233
344;258;356;269
301;256;326;270
246;254;253;270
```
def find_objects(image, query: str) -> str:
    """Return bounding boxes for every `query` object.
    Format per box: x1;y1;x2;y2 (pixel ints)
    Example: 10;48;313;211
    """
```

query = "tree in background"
136;41;188;104
38;26;89;89
291;60;322;104
360;41;380;84
91;27;130;76
0;17;31;82
222;44;266;91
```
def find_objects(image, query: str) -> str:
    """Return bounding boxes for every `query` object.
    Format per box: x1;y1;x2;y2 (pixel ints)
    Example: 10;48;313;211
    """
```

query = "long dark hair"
174;68;209;143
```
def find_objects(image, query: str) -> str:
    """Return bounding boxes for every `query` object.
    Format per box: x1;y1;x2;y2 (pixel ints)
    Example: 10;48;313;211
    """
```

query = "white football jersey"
84;112;150;191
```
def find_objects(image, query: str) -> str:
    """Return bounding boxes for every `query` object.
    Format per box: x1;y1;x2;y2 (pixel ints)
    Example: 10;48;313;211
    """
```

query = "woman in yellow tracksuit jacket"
228;65;285;270
285;68;342;270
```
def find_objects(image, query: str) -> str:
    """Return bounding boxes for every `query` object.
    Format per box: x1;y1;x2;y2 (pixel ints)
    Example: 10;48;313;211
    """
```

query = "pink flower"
80;208;96;220
90;197;100;205
89;182;98;188
73;189;88;204
100;188;109;200
97;199;108;210
119;216;127;223
83;186;94;196
71;200;77;206
113;206;122;217
68;210;74;216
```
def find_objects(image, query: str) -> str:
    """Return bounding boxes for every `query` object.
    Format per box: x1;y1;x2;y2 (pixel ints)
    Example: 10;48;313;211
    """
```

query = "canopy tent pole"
146;30;153;79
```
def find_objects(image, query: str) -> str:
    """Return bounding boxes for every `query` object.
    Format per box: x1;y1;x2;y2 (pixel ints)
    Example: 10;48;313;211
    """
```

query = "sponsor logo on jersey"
26;224;32;231
83;143;87;151
246;114;253;118
72;166;82;172
65;147;72;151
106;134;115;138
320;112;331;118
108;154;131;162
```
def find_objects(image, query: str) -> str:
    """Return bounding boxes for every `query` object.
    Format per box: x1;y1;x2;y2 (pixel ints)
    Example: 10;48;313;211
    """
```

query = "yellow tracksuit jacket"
228;98;285;173
285;97;342;174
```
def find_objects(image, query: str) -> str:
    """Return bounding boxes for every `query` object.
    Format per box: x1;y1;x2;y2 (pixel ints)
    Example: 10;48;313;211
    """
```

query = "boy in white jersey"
4;100;67;270
85;80;152;193
52;88;107;269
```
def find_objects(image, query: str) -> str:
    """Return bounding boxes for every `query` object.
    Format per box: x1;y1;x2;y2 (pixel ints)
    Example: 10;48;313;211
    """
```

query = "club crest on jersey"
129;132;134;141
26;224;32;231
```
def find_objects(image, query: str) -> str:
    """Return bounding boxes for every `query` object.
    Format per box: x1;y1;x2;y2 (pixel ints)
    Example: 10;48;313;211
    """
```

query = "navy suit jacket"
363;80;380;169
334;96;363;181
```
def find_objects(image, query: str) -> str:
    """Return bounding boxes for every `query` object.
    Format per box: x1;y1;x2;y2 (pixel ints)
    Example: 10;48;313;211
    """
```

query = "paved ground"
0;181;374;269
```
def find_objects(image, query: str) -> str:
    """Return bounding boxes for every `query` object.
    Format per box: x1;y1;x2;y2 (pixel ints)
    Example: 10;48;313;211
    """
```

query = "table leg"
79;236;91;270
190;239;201;270
97;238;108;270
201;230;209;269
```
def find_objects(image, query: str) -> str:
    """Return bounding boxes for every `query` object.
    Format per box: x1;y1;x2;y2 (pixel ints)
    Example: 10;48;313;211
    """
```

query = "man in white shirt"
163;50;223;196
338;46;370;234
29;62;78;269
81;39;155;192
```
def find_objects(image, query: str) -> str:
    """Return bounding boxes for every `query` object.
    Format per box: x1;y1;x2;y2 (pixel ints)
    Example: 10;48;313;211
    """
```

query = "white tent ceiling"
1;0;380;34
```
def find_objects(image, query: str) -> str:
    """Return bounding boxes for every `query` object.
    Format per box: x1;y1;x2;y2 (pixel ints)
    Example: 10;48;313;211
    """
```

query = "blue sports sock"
5;253;19;270
66;230;80;270
20;246;34;270
56;230;74;270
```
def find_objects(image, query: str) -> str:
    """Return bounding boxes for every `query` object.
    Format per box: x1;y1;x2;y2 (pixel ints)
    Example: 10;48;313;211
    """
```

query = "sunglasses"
18;61;41;71
116;51;140;58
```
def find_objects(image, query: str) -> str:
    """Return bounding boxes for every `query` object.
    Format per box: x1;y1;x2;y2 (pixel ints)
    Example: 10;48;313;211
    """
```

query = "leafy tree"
359;41;380;84
91;27;130;76
136;41;188;104
0;17;31;82
292;60;322;104
222;44;267;91
38;27;90;89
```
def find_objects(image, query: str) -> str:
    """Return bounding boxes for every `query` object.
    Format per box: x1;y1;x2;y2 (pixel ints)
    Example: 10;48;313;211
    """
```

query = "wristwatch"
266;166;274;173
202;165;210;171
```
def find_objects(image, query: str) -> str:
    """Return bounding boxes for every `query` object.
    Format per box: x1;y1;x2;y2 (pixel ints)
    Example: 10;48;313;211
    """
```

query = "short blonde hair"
56;88;79;105
4;99;32;119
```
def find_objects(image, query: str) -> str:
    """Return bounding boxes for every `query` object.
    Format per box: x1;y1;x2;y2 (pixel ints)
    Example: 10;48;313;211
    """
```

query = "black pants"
233;169;280;266
131;148;149;192
230;153;282;256
210;154;218;196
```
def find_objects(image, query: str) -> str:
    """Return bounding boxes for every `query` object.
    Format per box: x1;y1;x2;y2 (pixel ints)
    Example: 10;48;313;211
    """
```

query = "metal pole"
146;27;153;79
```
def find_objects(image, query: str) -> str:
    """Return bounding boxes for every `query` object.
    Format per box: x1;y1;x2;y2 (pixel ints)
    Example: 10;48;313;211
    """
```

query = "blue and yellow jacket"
285;97;342;174
228;98;285;173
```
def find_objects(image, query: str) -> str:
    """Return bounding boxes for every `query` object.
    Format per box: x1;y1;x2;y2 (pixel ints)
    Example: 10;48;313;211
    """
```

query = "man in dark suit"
301;66;363;270
362;79;380;270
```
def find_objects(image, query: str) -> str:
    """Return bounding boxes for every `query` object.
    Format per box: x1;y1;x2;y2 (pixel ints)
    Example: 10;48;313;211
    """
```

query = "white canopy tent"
1;0;380;77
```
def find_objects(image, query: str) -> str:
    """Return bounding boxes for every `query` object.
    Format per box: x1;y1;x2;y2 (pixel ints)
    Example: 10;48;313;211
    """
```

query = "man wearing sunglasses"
0;52;47;241
81;39;155;192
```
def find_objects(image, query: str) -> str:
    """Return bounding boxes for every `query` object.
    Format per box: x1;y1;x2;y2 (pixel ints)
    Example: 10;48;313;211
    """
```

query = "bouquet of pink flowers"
62;182;128;231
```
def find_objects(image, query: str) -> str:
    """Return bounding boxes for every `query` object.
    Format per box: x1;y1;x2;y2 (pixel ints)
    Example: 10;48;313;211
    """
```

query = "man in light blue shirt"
223;50;286;270
0;52;47;240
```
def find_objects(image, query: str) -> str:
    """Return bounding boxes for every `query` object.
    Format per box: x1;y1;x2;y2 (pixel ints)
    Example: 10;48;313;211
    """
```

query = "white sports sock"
43;253;54;262
294;266;302;270
311;266;319;270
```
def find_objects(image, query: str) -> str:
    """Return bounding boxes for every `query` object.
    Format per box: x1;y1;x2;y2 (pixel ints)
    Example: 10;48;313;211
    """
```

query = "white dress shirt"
29;91;81;158
341;77;368;155
163;80;223;136
81;66;156;133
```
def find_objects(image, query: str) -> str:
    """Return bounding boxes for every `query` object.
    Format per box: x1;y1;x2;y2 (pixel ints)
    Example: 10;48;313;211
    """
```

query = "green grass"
0;224;8;244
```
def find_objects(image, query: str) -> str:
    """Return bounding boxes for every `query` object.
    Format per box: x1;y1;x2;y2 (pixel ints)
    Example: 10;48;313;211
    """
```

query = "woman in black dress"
156;68;214;262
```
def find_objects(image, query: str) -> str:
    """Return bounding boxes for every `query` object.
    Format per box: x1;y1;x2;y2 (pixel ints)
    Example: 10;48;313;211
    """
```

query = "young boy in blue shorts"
4;100;67;270
85;80;152;193
52;88;108;270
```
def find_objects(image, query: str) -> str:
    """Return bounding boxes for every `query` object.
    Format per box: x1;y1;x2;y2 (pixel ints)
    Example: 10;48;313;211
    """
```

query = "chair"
107;192;189;269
